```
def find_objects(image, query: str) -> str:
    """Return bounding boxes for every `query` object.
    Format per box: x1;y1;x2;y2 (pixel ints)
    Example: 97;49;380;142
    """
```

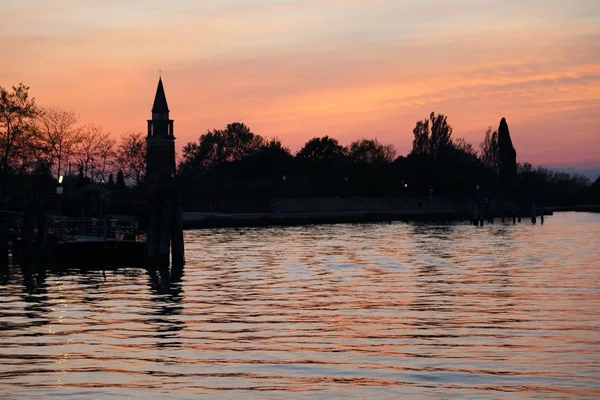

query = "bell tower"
146;77;176;190
145;76;184;269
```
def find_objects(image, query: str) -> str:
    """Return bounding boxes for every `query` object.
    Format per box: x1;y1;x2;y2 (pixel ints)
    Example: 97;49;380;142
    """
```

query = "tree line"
0;83;146;201
176;113;595;208
2;82;597;209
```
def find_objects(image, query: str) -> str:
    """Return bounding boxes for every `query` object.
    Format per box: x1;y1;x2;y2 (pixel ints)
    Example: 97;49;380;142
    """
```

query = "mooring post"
479;204;484;226
540;206;544;225
171;197;184;268
531;202;537;224
21;201;34;266
0;232;8;269
158;199;172;269
36;199;48;263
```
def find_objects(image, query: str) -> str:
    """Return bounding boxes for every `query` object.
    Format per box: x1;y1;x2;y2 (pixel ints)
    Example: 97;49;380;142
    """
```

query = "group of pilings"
0;193;186;270
0;231;8;268
146;193;185;269
472;202;545;226
0;200;47;270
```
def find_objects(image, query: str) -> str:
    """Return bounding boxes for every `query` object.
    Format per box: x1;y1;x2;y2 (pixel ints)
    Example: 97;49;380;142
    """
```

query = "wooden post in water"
171;198;184;268
479;203;484;226
21;201;34;266
0;232;8;269
531;202;537;224
146;198;160;266
36;200;47;263
158;199;172;268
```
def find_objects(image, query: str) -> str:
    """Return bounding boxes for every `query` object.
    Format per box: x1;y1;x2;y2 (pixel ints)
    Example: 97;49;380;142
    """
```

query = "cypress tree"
116;170;126;190
497;117;517;190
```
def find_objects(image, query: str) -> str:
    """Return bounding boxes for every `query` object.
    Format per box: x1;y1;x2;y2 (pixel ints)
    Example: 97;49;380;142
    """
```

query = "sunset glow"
1;0;599;169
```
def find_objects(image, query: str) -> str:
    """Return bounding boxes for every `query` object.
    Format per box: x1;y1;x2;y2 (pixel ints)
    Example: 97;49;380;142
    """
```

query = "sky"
1;0;599;174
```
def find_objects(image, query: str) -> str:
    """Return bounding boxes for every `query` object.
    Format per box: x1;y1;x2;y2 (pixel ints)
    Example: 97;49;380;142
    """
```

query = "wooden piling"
158;200;172;269
146;199;160;266
171;198;184;268
21;202;34;266
36;201;47;262
0;232;8;269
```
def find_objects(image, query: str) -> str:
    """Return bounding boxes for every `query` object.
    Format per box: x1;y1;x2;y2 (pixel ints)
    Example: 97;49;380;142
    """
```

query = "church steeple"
148;77;174;138
152;78;169;113
147;75;175;179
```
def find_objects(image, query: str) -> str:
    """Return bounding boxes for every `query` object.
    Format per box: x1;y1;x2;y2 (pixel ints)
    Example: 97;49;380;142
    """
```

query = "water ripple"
1;212;599;398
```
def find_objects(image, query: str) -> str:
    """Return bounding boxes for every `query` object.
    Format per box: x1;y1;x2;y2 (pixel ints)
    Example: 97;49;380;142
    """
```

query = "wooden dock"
1;212;145;268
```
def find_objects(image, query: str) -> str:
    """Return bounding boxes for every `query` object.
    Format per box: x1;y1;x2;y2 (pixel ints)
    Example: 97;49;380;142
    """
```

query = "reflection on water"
1;212;599;399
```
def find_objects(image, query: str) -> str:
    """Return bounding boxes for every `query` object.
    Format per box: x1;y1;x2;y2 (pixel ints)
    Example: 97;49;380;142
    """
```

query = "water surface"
1;212;599;398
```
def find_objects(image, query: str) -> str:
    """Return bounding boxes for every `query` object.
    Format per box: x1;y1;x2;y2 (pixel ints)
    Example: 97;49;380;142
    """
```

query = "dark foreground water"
1;212;599;399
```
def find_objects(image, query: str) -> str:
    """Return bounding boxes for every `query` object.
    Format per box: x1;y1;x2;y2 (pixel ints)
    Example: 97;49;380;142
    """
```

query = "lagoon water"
1;212;599;399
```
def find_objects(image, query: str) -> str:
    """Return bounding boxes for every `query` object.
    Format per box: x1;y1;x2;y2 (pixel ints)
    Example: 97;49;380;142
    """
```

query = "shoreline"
182;209;539;229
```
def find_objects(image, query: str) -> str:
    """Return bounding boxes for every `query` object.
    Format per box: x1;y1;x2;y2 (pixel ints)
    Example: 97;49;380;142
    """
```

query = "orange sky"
1;0;599;170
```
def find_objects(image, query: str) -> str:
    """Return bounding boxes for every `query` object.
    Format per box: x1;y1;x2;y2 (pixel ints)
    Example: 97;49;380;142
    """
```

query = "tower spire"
152;77;169;114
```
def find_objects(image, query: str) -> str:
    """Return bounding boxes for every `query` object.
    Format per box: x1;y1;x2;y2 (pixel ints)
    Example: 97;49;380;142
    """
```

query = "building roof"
152;77;169;113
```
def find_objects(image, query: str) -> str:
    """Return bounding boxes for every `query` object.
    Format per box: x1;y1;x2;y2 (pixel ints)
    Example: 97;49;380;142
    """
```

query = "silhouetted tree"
516;163;589;206
348;138;396;164
589;175;600;204
108;172;115;187
452;137;477;157
497;117;517;190
410;112;453;157
74;123;115;182
179;122;265;178
479;126;499;170
116;132;146;186
430;112;453;157
296;136;346;161
75;164;90;188
411;119;429;156
233;138;295;181
116;170;126;190
0;83;39;200
35;107;81;179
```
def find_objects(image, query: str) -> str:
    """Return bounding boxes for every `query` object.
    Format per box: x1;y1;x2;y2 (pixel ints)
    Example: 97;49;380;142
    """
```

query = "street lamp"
57;176;64;216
